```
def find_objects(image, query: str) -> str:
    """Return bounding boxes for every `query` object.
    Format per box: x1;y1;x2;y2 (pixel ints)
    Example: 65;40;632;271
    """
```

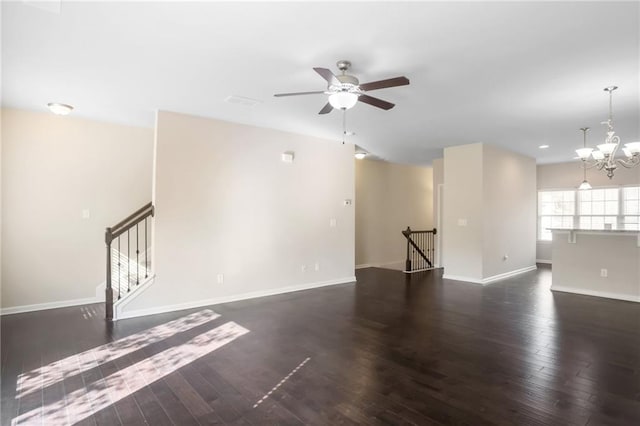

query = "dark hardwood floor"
2;265;640;425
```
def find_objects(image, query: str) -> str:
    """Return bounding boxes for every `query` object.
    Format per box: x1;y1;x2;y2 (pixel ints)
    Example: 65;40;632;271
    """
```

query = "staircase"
110;247;152;300
105;202;154;320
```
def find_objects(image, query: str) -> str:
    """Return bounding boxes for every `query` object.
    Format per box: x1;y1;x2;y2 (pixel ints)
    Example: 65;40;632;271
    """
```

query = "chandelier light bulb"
575;148;593;159
624;142;640;154
578;180;592;190
597;143;617;156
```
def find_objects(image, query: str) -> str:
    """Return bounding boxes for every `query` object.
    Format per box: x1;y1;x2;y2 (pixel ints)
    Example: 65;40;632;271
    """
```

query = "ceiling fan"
274;60;410;114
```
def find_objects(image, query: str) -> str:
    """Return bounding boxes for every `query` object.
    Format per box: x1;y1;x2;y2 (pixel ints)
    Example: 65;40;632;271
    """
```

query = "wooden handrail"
111;201;152;230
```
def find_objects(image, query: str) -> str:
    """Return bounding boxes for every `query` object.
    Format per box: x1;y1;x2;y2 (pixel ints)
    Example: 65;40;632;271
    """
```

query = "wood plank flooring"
2;265;640;425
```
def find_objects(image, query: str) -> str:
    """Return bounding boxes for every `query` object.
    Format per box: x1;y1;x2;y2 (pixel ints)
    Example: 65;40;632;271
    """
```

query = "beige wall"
355;159;433;269
538;161;640;190
482;144;537;278
443;143;536;283
536;162;640;261
121;111;355;317
1;109;153;310
432;158;444;266
442;144;484;280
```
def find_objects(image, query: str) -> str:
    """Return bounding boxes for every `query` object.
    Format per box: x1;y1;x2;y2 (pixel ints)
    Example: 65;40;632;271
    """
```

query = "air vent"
224;95;262;107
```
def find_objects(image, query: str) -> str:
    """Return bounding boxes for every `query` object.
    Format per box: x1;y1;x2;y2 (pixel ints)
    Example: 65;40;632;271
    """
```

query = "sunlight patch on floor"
16;309;220;399
12;320;249;425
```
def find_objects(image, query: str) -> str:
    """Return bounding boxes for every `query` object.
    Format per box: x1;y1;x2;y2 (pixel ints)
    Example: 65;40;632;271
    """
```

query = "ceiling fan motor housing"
331;74;361;95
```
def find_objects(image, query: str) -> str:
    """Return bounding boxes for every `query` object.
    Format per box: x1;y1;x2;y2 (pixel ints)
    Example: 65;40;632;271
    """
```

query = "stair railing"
105;202;154;320
402;227;437;273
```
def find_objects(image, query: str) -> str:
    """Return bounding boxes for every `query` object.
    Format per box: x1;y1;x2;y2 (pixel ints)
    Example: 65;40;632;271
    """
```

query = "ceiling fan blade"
358;94;395;110
274;91;325;97
359;76;410;91
318;102;334;114
313;67;340;86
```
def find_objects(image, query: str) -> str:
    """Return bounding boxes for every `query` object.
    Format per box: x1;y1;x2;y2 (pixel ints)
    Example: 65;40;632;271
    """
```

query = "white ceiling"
2;1;639;164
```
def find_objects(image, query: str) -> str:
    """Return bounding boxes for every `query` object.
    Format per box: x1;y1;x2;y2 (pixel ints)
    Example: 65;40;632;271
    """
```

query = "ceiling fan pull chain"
342;110;346;144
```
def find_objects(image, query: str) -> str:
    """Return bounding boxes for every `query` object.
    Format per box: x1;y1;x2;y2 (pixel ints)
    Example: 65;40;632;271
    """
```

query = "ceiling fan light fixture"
328;92;358;110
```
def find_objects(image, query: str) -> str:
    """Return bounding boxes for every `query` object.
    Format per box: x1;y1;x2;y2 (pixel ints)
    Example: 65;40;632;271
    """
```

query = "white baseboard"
536;259;552;264
0;296;102;316
443;265;537;286
442;274;484;284
355;264;373;270
482;265;537;284
404;267;439;274
117;276;357;321
551;286;640;303
355;260;404;270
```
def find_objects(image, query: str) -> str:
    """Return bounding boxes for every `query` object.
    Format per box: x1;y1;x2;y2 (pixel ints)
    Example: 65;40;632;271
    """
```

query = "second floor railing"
402;227;437;273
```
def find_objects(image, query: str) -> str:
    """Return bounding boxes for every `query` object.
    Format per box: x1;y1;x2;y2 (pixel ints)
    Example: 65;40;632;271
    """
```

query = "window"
538;190;575;241
578;188;618;230
537;186;640;240
623;187;640;230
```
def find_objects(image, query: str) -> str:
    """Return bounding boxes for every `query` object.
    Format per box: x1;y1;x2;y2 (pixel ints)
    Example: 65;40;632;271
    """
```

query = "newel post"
105;227;113;321
404;226;412;272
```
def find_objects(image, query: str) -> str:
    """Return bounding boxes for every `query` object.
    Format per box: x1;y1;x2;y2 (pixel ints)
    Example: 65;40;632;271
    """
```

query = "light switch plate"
82;209;90;219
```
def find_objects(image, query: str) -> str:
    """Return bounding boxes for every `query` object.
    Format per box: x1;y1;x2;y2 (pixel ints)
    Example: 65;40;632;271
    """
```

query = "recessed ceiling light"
47;103;74;115
355;152;367;160
539;144;550;149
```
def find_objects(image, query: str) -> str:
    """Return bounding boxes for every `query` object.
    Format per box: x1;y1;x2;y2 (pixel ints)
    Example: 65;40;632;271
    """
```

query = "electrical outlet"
329;218;337;228
315;262;320;272
217;274;224;284
301;265;308;273
82;209;90;219
600;269;608;278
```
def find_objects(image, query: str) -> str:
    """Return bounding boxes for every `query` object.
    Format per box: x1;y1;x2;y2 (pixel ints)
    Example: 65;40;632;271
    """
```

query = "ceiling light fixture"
328;92;358;110
575;86;640;179
47;102;73;115
577;128;592;190
539;144;549;149
355;152;367;160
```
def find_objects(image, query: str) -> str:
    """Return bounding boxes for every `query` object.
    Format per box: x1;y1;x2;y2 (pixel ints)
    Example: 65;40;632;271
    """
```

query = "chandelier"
575;86;640;179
